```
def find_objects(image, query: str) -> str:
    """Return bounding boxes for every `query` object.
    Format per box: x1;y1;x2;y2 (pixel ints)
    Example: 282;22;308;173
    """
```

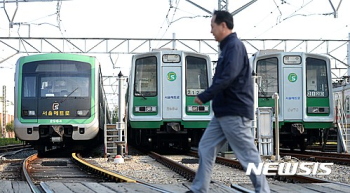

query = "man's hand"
194;96;203;105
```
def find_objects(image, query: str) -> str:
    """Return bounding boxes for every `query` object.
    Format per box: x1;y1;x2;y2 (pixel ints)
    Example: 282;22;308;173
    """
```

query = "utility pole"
218;0;229;11
2;86;6;138
347;33;350;76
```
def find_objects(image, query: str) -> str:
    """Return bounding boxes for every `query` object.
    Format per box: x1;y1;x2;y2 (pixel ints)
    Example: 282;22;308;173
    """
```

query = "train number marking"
287;108;299;112
165;95;180;99
167;107;178;111
50;119;63;123
307;91;325;97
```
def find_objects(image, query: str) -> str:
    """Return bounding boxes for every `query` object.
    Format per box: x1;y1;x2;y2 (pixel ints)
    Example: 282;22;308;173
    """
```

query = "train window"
306;58;328;97
186;56;208;96
40;76;90;97
256;57;278;98
23;76;37;97
22;61;91;98
23;60;89;73
346;97;350;113
36;63;78;72
134;56;157;97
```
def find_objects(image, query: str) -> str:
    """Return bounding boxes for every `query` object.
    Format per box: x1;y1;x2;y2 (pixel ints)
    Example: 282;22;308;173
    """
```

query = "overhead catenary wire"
250;0;348;38
154;0;212;49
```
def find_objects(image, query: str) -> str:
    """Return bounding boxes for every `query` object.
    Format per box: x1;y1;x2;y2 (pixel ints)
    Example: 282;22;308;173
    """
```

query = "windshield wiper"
60;87;79;103
135;91;147;100
259;86;269;100
66;87;79;98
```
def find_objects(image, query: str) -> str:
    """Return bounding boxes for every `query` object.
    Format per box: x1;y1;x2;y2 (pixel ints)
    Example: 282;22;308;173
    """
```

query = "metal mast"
2;86;6;138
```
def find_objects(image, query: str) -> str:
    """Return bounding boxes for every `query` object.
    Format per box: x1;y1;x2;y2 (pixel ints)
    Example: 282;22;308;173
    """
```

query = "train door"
162;66;182;119
283;67;303;120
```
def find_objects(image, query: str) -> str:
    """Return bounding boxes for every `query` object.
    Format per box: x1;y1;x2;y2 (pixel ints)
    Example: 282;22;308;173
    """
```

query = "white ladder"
105;122;127;158
335;97;349;153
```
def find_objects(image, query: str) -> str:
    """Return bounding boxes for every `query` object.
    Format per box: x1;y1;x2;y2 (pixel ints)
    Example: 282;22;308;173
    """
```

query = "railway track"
147;150;350;192
280;150;350;165
0;144;31;153
148;151;246;192
187;150;350;185
0;147;36;181
3;144;349;192
22;152;183;193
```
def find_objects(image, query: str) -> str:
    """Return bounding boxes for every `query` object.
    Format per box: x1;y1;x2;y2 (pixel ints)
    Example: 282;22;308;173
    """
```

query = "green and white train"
14;53;110;153
251;50;334;151
127;49;213;149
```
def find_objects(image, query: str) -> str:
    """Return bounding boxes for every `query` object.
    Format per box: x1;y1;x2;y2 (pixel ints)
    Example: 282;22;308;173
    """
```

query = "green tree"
112;106;119;124
6;120;14;132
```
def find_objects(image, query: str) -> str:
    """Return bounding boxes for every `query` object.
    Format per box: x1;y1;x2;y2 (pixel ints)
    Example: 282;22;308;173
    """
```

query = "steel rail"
23;153;41;193
188;150;349;184
72;153;136;183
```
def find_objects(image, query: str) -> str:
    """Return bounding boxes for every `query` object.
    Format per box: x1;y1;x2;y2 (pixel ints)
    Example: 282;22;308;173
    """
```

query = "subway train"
127;49;213;149
250;50;334;151
14;53;110;153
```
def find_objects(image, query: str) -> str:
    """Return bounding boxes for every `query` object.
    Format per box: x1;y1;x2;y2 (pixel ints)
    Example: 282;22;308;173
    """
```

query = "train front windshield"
306;58;328;97
22;61;91;98
256;57;278;98
186;56;209;96
134;56;157;97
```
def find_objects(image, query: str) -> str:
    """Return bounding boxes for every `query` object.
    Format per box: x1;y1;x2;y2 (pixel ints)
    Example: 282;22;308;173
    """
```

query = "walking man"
189;10;270;193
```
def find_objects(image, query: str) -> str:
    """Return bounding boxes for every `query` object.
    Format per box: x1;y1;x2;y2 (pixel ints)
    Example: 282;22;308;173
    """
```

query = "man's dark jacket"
197;32;254;119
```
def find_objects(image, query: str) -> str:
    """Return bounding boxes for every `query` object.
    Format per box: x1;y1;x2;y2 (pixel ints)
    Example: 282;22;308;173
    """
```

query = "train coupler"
291;123;305;135
51;125;64;143
166;122;181;133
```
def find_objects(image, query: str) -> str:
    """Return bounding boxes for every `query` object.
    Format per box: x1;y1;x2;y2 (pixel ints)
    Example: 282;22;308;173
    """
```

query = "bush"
0;138;23;146
6;120;14;132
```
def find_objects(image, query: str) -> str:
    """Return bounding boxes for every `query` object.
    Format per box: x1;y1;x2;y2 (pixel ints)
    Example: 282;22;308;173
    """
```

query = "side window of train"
134;56;157;97
306;57;328;97
23;76;37;97
346;97;350;113
256;57;278;98
185;56;209;96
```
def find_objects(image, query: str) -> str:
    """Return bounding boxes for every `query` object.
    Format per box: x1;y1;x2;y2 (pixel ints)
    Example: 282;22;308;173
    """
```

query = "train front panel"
128;50;213;148
253;51;334;150
14;53;100;146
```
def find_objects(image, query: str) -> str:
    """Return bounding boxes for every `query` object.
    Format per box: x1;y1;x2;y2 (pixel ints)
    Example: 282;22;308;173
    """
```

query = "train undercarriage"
128;123;204;150
279;123;338;152
24;125;103;155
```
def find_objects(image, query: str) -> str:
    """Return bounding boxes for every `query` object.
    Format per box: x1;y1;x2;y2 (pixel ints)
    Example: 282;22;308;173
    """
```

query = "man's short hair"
213;10;234;30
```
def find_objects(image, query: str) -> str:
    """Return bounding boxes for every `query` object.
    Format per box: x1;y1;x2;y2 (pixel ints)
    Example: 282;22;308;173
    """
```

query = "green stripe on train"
132;97;158;116
130;120;209;129
306;97;330;116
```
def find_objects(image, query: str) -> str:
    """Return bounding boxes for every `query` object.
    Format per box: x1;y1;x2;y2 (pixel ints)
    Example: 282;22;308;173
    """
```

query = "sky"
0;0;349;113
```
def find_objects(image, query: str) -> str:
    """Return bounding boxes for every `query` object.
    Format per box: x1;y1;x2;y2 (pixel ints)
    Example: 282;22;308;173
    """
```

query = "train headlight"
307;107;329;114
77;110;90;116
187;105;209;112
22;110;36;116
135;106;157;112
